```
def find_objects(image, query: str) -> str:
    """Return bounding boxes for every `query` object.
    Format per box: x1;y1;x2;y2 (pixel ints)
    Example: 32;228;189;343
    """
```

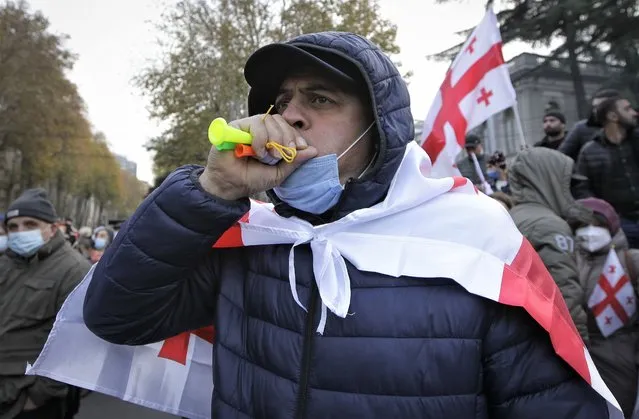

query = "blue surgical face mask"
0;235;7;253
8;229;45;257
94;237;107;250
274;122;375;214
487;168;500;181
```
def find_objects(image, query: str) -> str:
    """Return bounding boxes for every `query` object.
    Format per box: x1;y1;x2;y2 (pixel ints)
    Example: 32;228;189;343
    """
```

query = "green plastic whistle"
208;118;253;151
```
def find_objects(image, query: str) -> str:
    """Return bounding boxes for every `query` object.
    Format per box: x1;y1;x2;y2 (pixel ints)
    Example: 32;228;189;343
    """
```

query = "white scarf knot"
287;232;351;334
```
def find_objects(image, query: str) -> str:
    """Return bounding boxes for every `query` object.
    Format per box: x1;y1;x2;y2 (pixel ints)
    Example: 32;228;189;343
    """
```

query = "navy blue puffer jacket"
84;32;607;418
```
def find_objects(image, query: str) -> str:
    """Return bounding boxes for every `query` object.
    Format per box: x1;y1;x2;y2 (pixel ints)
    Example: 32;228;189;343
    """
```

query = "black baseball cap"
464;134;482;149
245;43;366;116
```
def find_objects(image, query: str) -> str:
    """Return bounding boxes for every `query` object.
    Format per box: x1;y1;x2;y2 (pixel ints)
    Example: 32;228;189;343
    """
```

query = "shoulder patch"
553;234;575;253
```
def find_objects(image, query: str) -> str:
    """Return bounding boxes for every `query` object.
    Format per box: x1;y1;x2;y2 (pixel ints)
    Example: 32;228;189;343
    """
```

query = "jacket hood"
508;148;594;226
247;32;413;223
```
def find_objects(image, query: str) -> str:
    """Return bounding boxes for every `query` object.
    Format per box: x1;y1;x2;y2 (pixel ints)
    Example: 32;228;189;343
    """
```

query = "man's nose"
280;101;307;130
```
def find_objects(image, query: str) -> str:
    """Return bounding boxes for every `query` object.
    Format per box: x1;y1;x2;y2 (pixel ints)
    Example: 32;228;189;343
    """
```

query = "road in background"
76;392;179;419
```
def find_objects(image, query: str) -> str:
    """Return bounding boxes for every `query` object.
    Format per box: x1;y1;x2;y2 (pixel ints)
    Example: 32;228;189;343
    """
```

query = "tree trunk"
621;48;639;105
3;158;17;208
98;201;105;226
564;18;588;118
56;174;65;214
75;196;85;226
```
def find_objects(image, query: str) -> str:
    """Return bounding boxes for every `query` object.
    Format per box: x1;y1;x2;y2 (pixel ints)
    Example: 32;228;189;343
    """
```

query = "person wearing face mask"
509;147;596;344
487;151;509;194
0;215;7;256
0;189;91;419
572;94;639;248
574;198;639;418
89;226;114;264
83;32;608;418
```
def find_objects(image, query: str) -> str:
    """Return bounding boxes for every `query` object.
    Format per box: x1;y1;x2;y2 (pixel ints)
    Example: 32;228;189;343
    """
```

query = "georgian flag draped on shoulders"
588;247;637;337
26;265;215;419
420;8;517;179
28;142;622;418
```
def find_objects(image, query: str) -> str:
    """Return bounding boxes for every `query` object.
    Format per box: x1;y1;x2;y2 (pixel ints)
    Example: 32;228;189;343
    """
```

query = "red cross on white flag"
588;248;637;337
420;8;517;178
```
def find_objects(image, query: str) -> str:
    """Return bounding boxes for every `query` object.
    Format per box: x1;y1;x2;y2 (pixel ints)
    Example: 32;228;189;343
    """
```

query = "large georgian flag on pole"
420;8;516;178
29;143;622;418
588;248;637;337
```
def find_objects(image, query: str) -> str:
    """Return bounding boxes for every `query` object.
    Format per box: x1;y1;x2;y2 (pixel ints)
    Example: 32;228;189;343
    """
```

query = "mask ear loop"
337;121;375;161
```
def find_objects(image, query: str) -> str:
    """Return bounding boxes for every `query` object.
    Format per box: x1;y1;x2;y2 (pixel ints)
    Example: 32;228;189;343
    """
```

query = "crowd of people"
1;29;638;419
458;89;639;417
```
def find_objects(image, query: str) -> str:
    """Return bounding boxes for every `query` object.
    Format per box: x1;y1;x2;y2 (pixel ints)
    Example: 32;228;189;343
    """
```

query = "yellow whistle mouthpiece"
207;115;297;163
208;118;252;150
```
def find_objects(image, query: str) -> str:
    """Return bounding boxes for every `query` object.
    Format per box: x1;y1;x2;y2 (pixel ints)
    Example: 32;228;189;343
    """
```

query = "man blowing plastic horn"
83;32;613;418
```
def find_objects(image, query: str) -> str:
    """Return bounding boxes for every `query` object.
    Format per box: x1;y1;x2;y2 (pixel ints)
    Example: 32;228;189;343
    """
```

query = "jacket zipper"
293;179;352;418
294;283;318;419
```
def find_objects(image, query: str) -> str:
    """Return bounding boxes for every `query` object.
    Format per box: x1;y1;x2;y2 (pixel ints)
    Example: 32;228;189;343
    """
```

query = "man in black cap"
535;111;567;150
0;189;90;419
456;133;489;188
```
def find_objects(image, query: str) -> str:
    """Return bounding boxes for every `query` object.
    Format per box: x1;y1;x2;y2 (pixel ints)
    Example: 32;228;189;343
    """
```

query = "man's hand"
199;114;318;200
23;397;38;411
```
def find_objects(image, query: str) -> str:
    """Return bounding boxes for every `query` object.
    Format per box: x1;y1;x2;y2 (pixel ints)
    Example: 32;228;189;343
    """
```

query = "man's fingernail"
296;137;307;148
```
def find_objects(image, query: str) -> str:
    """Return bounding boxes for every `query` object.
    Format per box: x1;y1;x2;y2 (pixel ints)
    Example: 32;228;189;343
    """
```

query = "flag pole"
486;116;497;151
512;103;528;149
470;152;494;195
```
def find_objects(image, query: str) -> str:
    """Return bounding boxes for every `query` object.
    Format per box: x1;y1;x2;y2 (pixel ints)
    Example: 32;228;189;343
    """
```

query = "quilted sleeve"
559;121;589;161
83;165;250;345
573;145;596;199
483;305;608;419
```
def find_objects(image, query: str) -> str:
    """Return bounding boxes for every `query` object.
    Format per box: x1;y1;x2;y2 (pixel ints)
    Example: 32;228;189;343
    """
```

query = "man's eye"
312;96;331;105
275;102;288;113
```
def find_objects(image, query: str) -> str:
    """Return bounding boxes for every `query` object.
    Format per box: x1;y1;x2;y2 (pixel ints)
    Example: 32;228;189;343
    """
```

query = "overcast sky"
26;0;533;183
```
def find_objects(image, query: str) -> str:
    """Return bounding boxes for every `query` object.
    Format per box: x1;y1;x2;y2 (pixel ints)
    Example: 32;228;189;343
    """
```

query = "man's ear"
44;223;57;240
608;110;619;123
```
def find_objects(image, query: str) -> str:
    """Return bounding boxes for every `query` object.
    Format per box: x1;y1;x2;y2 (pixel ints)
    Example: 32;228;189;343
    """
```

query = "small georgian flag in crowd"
588;248;637;337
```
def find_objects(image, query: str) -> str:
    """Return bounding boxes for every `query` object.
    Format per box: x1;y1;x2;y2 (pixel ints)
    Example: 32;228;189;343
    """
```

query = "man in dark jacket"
0;216;6;256
509;148;595;345
535;110;567;150
83;32;608;419
0;189;90;419
559;89;620;160
456;134;488;188
573;94;639;248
